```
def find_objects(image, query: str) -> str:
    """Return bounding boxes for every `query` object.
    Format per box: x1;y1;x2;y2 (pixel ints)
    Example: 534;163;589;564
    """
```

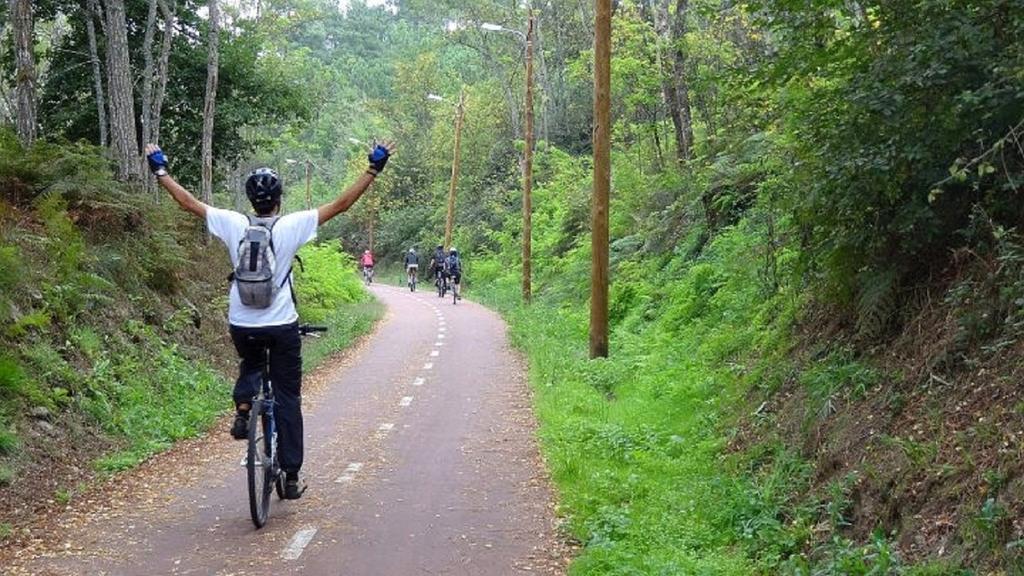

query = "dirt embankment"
735;287;1024;570
0;193;237;544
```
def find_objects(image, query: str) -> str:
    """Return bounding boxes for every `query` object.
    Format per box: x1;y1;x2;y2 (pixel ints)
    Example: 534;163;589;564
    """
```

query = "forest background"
2;0;1024;573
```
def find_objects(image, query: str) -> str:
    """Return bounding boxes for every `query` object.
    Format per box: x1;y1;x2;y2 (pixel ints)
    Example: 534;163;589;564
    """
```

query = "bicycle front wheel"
247;400;274;528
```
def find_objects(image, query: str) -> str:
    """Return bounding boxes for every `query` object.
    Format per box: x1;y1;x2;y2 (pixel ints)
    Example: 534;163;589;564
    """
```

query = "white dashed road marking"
430;350;439;357
413;377;425;387
378;422;395;432
334;462;364;484
438;333;446;339
423;363;433;370
282;527;318;560
400;396;413;407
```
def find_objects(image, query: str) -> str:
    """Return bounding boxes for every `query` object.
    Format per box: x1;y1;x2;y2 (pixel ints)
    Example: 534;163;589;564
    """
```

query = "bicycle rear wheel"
247;399;274;528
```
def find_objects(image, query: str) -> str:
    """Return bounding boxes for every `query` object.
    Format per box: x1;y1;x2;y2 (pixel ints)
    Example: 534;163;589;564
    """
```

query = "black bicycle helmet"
245;168;282;214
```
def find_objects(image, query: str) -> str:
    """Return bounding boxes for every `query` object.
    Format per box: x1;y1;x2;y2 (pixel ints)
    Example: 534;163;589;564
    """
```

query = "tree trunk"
668;0;694;162
152;0;174;147
139;0;159;189
84;0;108;148
201;0;220;205
591;0;611;359
140;0;159;146
534;15;551;144
9;0;37;147
103;0;141;180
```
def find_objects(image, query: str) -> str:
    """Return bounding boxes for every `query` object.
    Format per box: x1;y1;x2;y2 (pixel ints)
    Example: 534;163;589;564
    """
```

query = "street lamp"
481;17;535;304
426;91;467;252
284;157;312;209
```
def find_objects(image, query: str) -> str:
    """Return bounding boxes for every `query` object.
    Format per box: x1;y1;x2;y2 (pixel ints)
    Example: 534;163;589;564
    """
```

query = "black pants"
229;322;304;474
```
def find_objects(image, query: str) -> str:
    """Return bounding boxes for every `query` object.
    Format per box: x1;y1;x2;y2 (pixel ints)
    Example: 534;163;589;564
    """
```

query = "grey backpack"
233;215;285;308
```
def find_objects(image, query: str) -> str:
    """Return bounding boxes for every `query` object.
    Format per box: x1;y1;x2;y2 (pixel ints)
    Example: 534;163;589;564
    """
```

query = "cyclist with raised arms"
144;140;395;500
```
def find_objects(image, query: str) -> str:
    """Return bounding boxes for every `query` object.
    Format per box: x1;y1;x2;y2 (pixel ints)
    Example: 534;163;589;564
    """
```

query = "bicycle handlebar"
299;324;328;335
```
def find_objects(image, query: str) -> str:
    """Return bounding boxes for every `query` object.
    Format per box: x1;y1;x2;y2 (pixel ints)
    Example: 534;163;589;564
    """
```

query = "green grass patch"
0;463;14;486
302;300;384;370
87;330;230;473
0;427;18;456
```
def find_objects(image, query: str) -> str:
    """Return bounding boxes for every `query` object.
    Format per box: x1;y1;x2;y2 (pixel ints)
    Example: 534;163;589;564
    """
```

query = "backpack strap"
263;216;301;305
239;215;299;305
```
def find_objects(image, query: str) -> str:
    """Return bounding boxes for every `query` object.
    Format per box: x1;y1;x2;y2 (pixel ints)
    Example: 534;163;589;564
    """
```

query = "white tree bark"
9;0;37;146
85;0;108;148
103;0;141;180
669;0;694;162
139;0;159;189
201;0;220;204
140;0;159;147
152;0;175;147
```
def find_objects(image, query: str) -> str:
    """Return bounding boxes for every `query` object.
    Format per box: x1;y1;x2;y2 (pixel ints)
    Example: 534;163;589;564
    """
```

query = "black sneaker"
230;411;249;440
283;473;307;500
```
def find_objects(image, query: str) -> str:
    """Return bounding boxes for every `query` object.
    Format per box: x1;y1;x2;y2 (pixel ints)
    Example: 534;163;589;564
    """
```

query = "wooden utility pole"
522;15;535;304
368;215;375;253
590;0;611;359
444;89;467;250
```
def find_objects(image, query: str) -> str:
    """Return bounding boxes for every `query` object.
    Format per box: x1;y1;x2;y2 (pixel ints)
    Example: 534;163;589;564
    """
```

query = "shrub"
294;243;368;322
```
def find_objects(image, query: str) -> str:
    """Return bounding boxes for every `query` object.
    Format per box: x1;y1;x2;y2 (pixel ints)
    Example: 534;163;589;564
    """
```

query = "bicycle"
407;266;418;292
435;270;447;298
362;265;373;285
245;323;326;529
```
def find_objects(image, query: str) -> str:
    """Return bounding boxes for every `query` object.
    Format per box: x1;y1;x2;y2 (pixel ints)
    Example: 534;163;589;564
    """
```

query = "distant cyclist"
404;248;419;291
360;249;374;284
446;248;462;300
429;244;447;296
145;139;395;500
429;244;445;279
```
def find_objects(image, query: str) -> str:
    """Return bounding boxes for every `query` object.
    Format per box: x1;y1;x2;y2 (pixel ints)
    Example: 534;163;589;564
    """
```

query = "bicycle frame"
245;324;325;529
259;347;278;474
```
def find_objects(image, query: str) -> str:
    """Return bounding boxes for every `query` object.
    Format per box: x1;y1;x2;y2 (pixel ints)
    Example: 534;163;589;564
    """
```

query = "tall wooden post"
590;0;611;359
523;15;535;304
444;89;467;250
368;213;375;253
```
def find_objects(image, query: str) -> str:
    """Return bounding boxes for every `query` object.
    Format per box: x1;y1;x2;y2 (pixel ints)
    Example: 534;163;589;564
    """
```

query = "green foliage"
301;301;384;371
294;243;369;323
800;351;879;421
0;426;19;456
0;354;26;396
85;332;230;473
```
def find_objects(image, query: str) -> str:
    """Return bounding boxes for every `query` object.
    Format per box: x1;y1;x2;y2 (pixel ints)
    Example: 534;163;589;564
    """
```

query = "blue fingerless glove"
367;145;390;175
147;148;169;176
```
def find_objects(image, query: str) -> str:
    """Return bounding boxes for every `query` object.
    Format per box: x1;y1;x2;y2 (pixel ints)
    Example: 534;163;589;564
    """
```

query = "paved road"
5;286;566;575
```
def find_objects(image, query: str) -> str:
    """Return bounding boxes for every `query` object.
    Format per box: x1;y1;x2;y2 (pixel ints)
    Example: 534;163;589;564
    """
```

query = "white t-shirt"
207;207;318;327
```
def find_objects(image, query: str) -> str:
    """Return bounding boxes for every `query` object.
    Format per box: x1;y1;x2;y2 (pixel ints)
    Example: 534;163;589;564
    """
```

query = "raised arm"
318;141;396;226
145;144;208;219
